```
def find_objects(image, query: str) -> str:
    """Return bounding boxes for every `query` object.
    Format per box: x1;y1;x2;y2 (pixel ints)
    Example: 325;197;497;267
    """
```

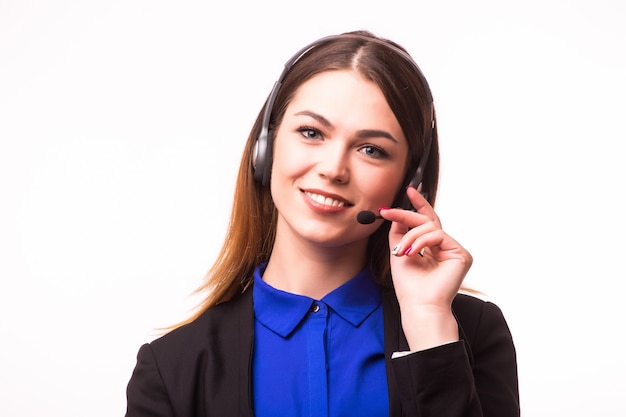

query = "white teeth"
305;192;345;207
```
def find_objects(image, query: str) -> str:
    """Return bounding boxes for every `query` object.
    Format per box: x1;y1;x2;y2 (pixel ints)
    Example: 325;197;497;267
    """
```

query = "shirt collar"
253;263;381;338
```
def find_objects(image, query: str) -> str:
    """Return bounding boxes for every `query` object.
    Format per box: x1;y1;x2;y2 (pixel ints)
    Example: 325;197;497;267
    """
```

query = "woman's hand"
379;186;473;351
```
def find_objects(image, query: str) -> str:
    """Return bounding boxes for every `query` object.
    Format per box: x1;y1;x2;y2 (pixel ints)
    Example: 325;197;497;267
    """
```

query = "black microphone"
356;210;383;225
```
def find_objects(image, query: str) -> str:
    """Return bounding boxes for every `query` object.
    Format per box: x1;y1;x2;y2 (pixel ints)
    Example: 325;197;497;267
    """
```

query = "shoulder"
452;292;515;359
452;291;491;319
149;289;253;360
453;292;510;332
452;291;508;326
127;289;255;415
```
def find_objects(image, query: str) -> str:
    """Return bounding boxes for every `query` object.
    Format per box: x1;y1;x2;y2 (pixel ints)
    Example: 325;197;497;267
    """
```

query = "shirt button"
310;304;320;313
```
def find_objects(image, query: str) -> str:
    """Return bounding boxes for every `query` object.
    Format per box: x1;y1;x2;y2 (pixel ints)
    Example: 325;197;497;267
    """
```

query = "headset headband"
253;33;434;192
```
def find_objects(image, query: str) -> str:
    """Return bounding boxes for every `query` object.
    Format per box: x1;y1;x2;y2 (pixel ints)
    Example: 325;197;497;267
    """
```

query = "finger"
390;222;438;257
379;206;431;231
407;185;429;212
408;230;471;264
406;186;441;226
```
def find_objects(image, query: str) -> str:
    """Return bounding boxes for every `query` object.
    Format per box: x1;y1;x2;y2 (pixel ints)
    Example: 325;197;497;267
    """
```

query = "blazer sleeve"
125;343;175;417
389;298;519;417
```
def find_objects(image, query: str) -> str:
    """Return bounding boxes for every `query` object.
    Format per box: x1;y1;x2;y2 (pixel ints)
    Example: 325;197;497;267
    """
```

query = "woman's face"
270;70;408;249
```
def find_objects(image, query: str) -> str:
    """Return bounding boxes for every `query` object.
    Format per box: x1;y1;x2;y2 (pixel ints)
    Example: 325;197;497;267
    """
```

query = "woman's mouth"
302;190;353;208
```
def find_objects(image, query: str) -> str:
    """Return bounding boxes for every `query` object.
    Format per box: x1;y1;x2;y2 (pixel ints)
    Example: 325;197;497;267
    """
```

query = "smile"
303;191;351;208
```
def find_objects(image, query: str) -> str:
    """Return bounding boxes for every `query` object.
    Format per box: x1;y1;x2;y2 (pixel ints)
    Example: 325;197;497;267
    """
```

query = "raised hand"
380;186;473;351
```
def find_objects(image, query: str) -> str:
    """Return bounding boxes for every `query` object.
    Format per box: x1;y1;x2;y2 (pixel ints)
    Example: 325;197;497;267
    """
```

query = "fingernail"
379;207;391;211
391;245;400;256
403;245;413;256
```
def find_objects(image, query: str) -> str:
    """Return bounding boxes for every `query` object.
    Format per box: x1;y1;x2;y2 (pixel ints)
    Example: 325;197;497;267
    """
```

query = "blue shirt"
252;263;389;417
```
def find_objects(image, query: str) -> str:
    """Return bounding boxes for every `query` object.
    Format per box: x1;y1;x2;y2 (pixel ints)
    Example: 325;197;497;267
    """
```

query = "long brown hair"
177;30;439;327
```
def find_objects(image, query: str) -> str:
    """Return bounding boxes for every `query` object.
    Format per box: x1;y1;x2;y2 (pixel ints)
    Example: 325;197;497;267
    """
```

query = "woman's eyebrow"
355;129;398;143
294;110;333;129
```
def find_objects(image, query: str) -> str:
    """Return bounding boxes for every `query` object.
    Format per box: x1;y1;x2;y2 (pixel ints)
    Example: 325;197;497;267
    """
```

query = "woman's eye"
297;127;322;140
360;145;389;159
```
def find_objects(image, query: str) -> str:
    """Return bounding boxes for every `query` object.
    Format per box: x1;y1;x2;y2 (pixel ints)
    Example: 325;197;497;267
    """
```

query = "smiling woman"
125;30;520;417
267;70;408;283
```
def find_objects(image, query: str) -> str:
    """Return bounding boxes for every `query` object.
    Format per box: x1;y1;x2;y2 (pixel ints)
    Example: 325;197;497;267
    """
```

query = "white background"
1;0;624;415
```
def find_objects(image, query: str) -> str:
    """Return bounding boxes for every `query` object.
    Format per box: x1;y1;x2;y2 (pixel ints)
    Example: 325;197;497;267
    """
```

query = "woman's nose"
316;146;350;184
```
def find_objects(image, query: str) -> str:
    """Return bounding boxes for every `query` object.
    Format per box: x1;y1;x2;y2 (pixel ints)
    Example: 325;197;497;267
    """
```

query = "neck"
263;238;368;300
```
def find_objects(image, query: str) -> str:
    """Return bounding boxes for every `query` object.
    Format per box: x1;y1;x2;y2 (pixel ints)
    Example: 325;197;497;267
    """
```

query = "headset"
252;33;434;204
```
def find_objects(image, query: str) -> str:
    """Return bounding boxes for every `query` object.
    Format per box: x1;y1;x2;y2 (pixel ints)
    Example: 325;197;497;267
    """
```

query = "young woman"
125;30;519;417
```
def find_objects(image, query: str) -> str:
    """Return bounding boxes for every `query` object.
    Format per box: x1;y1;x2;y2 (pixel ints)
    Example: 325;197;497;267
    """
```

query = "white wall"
1;0;624;415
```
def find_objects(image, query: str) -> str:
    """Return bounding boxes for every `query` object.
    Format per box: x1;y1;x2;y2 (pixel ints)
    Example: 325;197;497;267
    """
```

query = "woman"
125;30;519;416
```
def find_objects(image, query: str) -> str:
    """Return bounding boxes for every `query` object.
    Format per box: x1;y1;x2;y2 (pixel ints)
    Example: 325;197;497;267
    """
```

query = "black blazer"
126;286;519;416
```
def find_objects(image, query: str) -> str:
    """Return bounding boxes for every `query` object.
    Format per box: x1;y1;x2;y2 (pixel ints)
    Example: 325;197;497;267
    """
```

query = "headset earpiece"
253;127;273;186
253;80;283;186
